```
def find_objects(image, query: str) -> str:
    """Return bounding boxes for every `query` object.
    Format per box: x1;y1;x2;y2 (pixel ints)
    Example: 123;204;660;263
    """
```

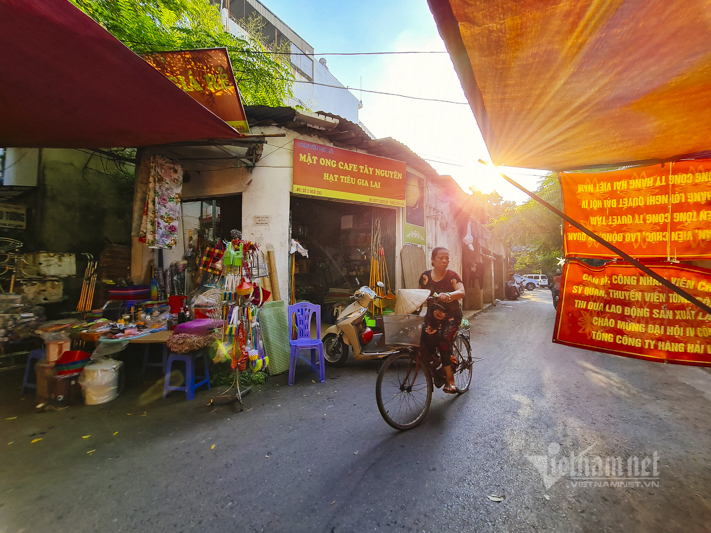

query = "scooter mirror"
376;281;385;288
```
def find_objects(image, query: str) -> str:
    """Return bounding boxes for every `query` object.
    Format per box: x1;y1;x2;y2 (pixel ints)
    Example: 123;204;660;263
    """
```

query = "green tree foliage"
492;173;563;276
466;188;516;226
70;0;293;106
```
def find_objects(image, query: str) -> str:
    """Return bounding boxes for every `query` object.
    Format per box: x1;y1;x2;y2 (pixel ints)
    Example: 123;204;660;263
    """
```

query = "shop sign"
293;140;406;207
562;159;711;259
554;260;711;365
144;48;249;133
404;172;426;245
0;203;26;229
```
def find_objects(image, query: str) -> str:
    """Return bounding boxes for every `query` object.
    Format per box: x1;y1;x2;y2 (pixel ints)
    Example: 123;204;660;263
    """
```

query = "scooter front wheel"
376;352;432;431
323;333;349;367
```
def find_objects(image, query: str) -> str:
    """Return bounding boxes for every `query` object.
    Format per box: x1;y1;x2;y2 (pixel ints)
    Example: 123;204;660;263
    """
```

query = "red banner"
562;159;711;259
293;140;406;207
144;48;249;133
554;260;711;366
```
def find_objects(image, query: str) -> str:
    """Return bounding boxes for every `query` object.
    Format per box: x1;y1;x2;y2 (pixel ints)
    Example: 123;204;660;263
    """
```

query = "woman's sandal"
443;383;458;394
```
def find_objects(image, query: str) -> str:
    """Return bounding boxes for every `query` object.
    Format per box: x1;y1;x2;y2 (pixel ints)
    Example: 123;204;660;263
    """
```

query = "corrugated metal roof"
245;106;439;177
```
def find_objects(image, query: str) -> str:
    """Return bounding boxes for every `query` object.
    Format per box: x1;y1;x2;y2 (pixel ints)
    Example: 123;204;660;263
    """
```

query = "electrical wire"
235;50;450;57
290;80;469;105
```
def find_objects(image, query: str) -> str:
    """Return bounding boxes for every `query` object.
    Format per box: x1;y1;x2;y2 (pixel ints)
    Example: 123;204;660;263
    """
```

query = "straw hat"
394;289;430;314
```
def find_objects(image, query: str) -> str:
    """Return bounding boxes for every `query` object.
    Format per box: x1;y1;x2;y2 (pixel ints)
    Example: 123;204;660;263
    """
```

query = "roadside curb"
463;302;496;322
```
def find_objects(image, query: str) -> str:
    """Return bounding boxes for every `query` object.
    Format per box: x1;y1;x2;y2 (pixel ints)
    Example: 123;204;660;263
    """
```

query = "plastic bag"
92;339;129;361
78;359;123;405
77;340;127;405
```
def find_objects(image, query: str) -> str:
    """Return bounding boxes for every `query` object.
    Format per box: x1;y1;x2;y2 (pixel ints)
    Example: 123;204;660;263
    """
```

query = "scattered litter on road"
82;435;91;439
87;449;96;454
246;408;253;412
312;380;316;383
127;413;133;416
113;432;118;436
211;445;215;450
354;451;358;455
487;494;505;502
331;501;336;505
31;438;42;444
265;455;270;458
8;441;13;446
544;495;550;500
6;416;17;420
141;412;147;417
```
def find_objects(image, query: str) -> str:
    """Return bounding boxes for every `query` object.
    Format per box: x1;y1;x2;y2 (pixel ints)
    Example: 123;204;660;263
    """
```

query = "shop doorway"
290;196;396;321
182;195;242;247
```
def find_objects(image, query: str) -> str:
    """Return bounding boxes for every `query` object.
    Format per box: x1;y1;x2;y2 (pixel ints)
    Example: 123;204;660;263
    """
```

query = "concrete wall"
39;150;133;254
4;148;133;255
289;59;361;123
424;179;463;276
240;128;295;301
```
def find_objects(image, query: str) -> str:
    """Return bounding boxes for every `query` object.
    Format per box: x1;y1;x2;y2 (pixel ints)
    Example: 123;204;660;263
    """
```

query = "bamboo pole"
86;263;97;312
266;251;280;301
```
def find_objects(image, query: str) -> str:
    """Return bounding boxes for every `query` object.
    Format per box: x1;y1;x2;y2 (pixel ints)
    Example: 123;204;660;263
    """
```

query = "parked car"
513;274;534;291
522;274;549;289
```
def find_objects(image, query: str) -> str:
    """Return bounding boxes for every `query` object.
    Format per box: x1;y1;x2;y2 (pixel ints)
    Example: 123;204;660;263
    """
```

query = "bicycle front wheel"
376;352;433;431
453;333;473;393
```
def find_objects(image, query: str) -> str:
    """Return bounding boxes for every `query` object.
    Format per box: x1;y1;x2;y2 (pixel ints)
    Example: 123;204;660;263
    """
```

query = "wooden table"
128;330;172;344
128;329;172;373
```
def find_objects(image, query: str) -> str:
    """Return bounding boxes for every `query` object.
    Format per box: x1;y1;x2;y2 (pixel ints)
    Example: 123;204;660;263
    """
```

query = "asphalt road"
2;289;711;532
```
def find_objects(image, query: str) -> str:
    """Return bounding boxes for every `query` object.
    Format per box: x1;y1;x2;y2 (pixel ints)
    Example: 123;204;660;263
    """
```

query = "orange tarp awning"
429;0;711;171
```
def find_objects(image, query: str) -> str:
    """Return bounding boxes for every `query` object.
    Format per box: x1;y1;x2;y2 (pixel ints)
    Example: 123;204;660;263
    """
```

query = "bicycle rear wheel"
376;352;433;430
453;334;473;393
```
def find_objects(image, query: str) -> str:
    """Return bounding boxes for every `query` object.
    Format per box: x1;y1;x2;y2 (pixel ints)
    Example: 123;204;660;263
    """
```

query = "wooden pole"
266;251;280;301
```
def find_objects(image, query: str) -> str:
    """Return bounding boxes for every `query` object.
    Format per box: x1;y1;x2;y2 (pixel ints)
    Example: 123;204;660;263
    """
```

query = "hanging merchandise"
139;155;184;249
289;239;309;304
199;243;224;276
463;221;475;252
155;266;166;301
211;237;270;409
222;242;239;301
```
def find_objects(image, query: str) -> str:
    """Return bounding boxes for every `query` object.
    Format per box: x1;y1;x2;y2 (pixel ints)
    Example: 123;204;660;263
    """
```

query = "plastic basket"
383;314;423;346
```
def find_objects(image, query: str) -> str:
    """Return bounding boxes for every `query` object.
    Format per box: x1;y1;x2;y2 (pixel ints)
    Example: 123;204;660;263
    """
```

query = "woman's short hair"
431;247;449;262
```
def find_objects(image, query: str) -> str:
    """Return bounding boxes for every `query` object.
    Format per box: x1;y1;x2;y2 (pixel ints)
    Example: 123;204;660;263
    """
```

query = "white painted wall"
425;180;463;276
240;127;296;300
290;59;361;123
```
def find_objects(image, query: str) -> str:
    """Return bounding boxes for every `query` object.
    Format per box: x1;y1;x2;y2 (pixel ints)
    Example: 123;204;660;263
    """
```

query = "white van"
522;274;549;288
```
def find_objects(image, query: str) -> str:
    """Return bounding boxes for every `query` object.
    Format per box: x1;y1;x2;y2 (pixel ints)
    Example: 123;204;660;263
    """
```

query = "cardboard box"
35;360;56;403
45;340;71;363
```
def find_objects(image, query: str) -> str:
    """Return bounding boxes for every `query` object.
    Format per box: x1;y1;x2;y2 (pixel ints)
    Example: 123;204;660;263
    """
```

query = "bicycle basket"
383;314;423;346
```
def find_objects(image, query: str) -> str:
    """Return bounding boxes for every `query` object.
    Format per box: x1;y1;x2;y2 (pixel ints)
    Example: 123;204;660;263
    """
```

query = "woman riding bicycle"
418;247;465;394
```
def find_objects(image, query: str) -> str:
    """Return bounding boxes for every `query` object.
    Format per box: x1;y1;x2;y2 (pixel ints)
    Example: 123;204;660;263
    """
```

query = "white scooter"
322;283;400;367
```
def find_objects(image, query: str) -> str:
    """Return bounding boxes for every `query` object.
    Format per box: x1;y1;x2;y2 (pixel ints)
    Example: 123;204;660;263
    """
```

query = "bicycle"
375;329;473;431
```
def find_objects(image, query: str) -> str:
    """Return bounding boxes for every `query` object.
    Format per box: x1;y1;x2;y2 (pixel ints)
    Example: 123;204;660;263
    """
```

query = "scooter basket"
383;314;423;346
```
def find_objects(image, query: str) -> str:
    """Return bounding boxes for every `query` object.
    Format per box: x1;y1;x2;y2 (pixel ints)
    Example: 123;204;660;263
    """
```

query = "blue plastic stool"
287;302;325;385
142;344;168;375
22;349;45;393
162;351;211;401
